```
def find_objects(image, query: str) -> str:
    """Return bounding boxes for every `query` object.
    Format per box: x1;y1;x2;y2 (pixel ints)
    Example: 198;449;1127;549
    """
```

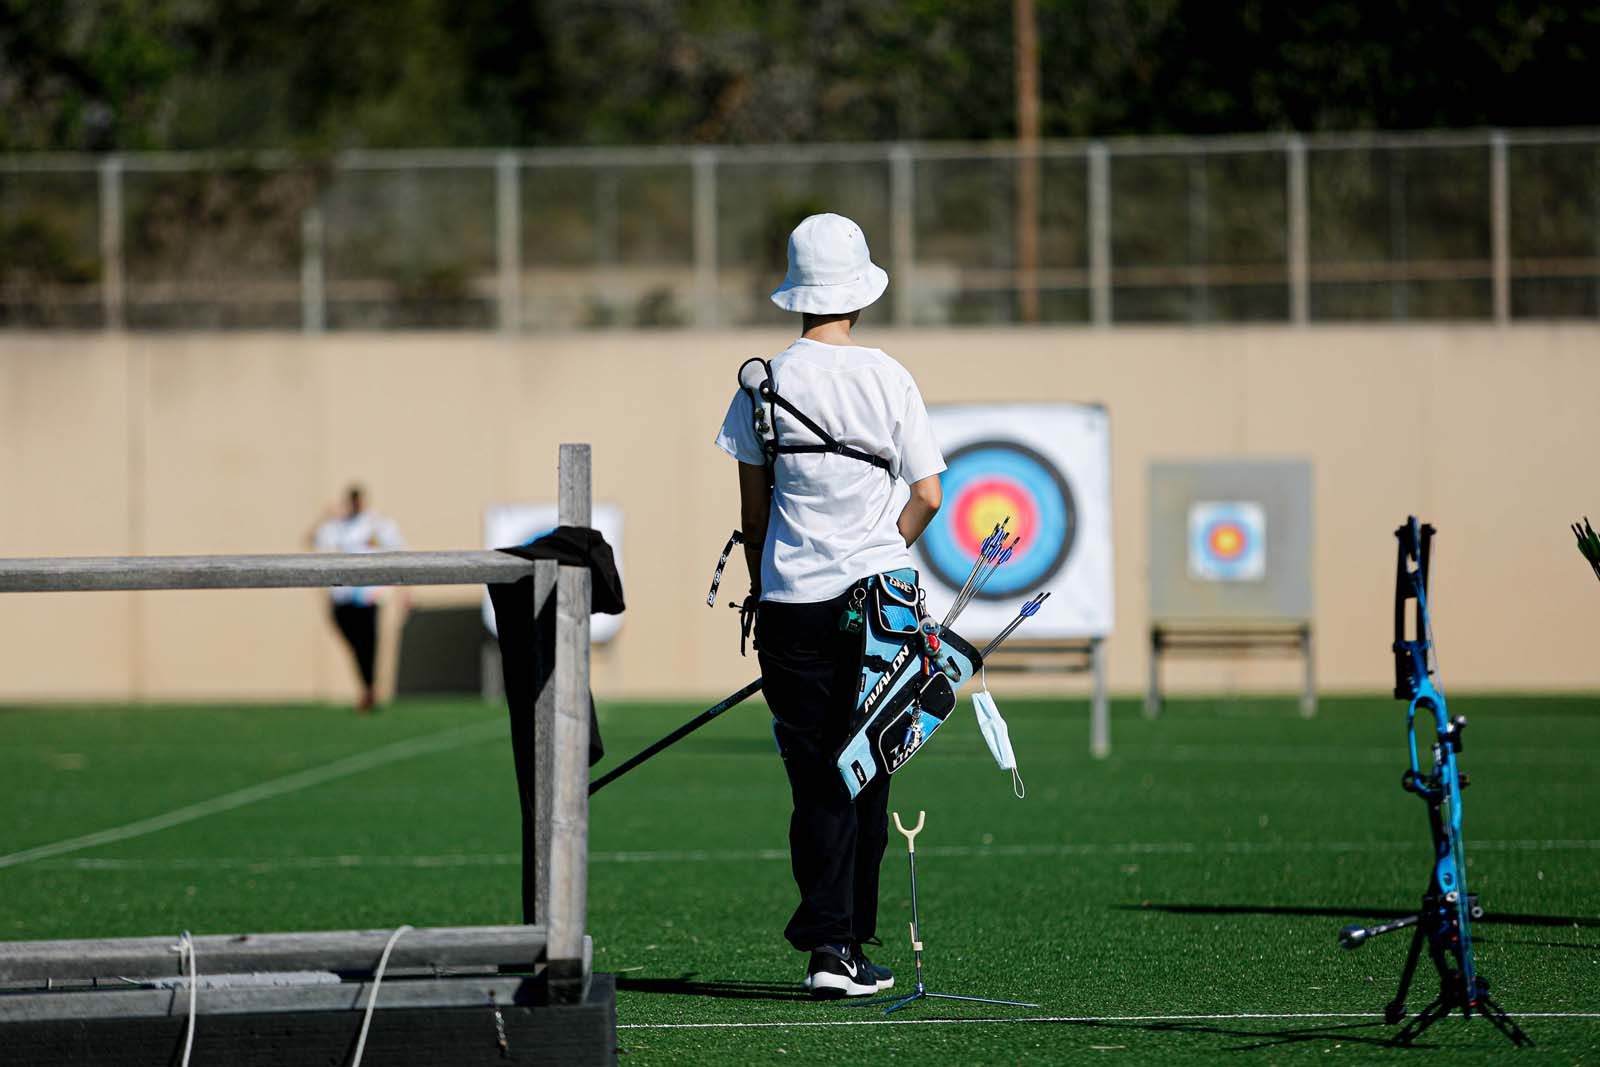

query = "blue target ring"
919;440;1076;600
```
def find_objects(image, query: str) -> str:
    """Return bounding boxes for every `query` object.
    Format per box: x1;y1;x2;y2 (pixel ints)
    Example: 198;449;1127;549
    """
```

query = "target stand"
982;638;1110;758
1144;622;1315;719
1145;459;1316;719
912;403;1117;756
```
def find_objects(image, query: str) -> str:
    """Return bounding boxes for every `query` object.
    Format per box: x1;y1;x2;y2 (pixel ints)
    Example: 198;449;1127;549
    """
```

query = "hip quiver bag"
835;568;983;799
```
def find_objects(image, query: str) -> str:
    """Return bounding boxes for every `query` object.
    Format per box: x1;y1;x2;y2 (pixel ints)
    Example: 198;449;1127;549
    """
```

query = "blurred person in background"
306;485;405;713
714;213;945;998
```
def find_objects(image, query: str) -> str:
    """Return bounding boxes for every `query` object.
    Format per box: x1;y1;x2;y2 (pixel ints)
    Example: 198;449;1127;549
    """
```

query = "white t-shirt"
714;339;945;604
313;510;405;605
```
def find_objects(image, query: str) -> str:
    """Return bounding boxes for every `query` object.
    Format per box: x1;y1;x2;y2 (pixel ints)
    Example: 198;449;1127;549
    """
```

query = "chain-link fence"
3;131;1597;331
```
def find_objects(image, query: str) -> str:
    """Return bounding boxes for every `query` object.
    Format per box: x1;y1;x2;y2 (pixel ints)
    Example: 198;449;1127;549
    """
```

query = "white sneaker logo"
841;959;858;978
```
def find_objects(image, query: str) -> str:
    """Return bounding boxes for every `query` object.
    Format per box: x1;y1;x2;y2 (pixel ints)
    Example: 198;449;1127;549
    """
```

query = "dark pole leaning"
588;679;763;795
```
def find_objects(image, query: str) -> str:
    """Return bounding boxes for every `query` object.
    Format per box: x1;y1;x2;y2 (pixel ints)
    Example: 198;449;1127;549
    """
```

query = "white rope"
349;924;413;1067
171;931;196;1067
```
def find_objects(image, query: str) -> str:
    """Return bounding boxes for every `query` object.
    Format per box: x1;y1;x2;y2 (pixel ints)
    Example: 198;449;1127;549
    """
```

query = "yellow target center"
1212;527;1242;556
966;497;1012;544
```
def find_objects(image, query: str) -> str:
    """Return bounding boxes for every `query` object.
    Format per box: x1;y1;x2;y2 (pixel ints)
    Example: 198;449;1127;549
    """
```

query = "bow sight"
1337;518;1531;1047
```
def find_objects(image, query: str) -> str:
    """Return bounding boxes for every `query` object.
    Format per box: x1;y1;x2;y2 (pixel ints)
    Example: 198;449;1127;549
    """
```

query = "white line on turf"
617;1012;1600;1030
0;719;505;871
29;837;1600;872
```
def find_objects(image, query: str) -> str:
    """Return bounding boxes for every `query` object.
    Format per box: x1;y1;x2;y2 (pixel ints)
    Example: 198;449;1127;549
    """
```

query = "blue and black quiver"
834;569;982;799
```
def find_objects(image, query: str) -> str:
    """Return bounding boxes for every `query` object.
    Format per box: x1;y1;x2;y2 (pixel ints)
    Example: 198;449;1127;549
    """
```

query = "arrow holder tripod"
853;811;1038;1016
1336;518;1531;1048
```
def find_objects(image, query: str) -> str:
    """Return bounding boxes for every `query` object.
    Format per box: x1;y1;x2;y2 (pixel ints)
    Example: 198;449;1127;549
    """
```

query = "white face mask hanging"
972;670;1024;798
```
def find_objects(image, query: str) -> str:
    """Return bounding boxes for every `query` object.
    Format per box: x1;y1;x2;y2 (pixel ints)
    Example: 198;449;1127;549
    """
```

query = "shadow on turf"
1059;1018;1422;1053
1126;902;1600;929
615;973;810;1002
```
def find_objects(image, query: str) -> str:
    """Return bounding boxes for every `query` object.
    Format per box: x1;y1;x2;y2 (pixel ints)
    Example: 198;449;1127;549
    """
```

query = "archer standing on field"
713;213;945;997
307;485;405;713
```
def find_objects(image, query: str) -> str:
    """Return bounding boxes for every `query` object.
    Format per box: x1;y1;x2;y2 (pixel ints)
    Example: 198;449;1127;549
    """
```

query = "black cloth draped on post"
486;525;624;924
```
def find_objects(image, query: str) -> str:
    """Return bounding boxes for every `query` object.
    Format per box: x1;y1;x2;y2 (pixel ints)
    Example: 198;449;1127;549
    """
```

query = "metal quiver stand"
854;811;1038;1016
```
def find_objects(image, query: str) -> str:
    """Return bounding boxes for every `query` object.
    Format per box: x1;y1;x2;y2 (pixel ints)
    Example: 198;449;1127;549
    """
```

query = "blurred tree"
1038;0;1600;136
1;0;1596;152
0;0;190;150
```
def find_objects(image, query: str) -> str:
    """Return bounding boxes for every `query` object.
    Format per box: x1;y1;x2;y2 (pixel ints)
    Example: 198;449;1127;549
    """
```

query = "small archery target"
912;404;1113;640
1188;501;1266;581
921;441;1075;600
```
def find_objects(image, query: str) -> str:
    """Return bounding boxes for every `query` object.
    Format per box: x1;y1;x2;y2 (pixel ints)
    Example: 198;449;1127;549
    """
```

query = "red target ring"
1206;521;1249;561
952;477;1038;556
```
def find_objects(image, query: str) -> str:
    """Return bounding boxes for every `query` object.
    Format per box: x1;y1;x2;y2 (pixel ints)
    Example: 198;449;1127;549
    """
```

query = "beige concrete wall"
0;326;1595;702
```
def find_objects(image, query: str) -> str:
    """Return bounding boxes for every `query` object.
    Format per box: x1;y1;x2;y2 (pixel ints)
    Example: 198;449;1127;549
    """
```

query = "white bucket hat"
770;213;890;315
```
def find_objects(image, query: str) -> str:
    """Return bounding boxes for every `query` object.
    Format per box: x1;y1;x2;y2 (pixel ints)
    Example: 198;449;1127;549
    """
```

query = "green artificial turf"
1;693;1597;1064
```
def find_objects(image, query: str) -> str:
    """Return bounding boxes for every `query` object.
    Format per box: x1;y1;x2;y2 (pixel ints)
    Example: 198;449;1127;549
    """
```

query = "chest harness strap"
714;358;896;656
738;357;894;476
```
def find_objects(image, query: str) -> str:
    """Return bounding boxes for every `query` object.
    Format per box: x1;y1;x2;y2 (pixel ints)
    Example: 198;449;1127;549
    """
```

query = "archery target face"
1188;501;1266;581
912;404;1113;640
922;441;1075;601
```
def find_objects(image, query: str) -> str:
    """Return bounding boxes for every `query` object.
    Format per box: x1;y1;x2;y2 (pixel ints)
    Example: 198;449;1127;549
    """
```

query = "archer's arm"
898;474;942;548
737;462;770;597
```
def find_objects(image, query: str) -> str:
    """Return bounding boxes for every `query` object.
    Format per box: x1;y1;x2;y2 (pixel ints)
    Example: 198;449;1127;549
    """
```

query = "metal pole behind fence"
496;152;522;333
1388;151;1408;321
692;149;718;328
1287;134;1310;325
1491;131;1510;325
1088;142;1111;326
300;203;325;334
98;157;124;330
890;144;915;327
547;443;592;1003
1187;153;1209;323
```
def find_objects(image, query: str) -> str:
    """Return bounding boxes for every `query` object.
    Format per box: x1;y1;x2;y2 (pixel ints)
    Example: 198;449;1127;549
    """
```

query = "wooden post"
528;558;557;927
547;444;592;1003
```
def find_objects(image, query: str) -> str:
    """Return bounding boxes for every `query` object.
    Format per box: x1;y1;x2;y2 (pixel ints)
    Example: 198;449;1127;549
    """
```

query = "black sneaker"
801;944;877;998
851;944;894;991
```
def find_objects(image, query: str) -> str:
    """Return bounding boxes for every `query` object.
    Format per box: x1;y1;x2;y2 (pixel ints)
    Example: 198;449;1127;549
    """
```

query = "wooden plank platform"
0;925;548;983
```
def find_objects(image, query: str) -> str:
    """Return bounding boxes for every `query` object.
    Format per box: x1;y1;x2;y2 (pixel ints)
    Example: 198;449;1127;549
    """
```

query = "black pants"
331;603;379;690
757;588;891;952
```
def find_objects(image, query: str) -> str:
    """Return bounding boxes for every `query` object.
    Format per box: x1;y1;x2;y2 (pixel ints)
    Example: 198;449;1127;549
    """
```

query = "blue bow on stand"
1337;517;1531;1048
